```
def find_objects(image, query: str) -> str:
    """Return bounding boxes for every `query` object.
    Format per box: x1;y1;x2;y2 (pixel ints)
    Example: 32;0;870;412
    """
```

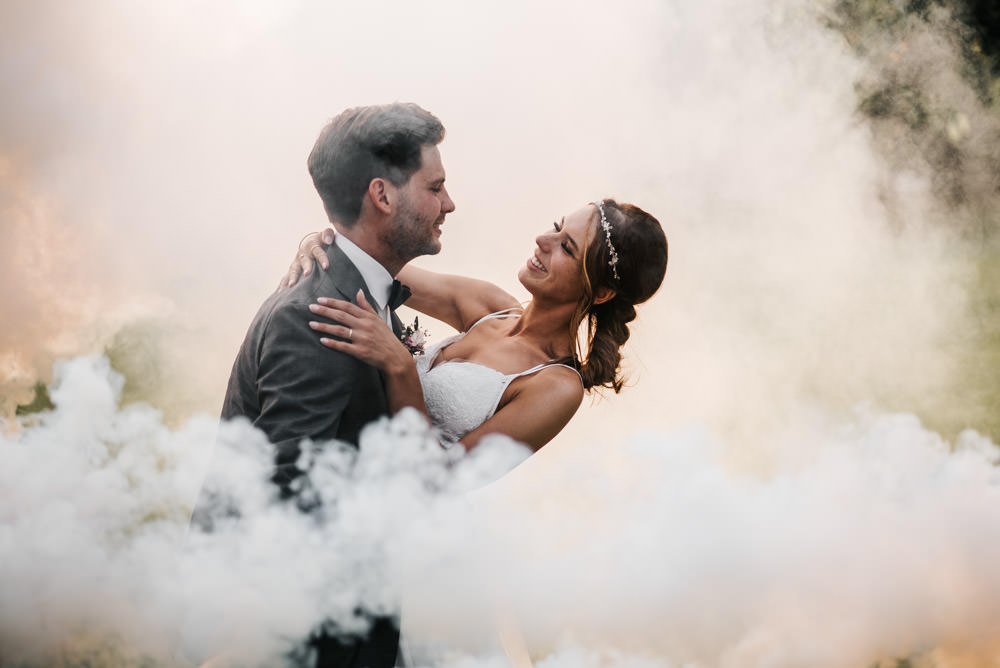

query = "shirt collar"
334;234;394;310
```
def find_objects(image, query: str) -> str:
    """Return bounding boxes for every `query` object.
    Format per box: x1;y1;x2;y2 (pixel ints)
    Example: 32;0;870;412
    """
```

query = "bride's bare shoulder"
512;363;584;407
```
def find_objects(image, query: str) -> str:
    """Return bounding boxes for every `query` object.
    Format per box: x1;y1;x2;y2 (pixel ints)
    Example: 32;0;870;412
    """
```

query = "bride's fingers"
318;335;352;352
315;297;377;321
307;302;360;325
297;252;313;277
283;260;301;288
308;320;351;339
313;323;380;358
286;230;332;289
298;231;330;270
310;244;329;270
355;290;378;315
317;335;374;357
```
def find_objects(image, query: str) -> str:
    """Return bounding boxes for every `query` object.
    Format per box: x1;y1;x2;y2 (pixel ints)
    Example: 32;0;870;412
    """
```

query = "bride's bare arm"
284;229;519;332
395;264;519;332
459;369;584;452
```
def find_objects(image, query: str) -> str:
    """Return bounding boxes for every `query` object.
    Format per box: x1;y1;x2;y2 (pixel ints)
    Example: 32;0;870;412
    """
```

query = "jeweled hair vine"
592;200;621;281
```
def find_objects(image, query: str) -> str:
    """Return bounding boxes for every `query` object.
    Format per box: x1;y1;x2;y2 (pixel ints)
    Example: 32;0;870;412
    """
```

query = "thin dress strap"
512;362;581;379
487;363;583;417
467;306;524;331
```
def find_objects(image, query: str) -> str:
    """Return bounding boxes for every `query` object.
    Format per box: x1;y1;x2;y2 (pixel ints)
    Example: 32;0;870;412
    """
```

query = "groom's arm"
255;300;359;482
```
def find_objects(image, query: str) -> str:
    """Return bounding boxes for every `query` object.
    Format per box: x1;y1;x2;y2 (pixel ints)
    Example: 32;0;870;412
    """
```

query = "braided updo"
572;199;668;392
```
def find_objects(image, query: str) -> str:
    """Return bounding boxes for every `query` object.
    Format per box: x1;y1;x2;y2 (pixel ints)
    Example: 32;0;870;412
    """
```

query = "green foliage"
826;0;946;51
14;381;54;416
961;240;1000;439
858;83;930;128
103;320;166;410
965;0;1000;76
829;0;998;220
823;0;1000;442
830;0;1000;104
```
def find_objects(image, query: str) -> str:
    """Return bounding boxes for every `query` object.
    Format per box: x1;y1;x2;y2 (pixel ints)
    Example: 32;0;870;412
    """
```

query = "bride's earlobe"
593;287;616;305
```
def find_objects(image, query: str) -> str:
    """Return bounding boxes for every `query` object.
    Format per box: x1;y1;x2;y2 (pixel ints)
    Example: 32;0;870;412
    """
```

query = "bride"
285;198;667;664
286;198;668;452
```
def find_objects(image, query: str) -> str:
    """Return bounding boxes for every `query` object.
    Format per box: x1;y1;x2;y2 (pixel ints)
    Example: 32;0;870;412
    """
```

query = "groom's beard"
384;194;443;263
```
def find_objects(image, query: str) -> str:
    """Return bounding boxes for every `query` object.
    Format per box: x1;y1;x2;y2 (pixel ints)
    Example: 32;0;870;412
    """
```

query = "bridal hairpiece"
593;200;621;281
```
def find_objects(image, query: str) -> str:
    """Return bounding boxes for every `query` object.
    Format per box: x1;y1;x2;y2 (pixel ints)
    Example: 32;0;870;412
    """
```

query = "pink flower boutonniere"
401;317;430;356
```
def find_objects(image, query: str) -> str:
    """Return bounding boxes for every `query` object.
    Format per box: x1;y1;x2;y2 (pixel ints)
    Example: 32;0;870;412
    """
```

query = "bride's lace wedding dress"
416;308;580;444
400;308;579;667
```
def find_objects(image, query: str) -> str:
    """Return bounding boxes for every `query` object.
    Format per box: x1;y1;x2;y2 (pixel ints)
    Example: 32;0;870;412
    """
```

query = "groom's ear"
367;178;394;215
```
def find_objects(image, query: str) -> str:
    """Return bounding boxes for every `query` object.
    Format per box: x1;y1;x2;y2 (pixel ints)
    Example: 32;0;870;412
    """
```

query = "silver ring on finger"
348;328;353;340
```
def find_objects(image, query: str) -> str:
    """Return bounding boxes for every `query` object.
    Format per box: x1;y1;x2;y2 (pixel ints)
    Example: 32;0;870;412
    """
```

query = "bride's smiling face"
518;204;595;302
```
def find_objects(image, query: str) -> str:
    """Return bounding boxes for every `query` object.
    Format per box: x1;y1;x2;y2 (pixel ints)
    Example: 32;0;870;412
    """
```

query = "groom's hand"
280;228;335;289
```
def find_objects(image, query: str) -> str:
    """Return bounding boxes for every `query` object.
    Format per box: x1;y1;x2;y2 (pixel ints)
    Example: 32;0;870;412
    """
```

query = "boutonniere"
400;316;430;356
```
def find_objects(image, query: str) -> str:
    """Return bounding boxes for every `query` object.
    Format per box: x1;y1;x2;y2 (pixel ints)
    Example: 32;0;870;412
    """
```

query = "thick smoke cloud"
1;356;532;666
3;356;999;667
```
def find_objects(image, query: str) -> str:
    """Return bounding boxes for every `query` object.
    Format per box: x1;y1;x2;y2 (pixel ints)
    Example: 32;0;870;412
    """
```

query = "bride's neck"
507;300;575;357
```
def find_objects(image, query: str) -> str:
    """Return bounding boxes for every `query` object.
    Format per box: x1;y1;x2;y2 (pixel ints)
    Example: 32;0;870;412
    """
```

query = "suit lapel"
325;242;405;340
322;242;392;395
378;311;407;401
390;310;404;339
325;242;379;308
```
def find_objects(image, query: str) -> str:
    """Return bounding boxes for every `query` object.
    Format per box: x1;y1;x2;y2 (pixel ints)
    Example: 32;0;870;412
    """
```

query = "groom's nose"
440;186;456;214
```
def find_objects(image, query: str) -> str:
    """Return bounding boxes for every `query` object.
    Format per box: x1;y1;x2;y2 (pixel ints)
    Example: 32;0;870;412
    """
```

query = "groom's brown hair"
307;103;445;226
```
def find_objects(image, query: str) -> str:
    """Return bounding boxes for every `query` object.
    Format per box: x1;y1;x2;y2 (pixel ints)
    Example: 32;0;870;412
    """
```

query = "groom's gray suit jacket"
221;241;403;484
218;241;404;668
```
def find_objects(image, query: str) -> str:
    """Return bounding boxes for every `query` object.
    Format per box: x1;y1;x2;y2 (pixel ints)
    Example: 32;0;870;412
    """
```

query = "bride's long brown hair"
568;199;668;392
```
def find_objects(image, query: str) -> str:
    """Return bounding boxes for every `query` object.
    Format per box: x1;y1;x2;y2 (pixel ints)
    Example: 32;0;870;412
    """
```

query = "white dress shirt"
334;234;394;324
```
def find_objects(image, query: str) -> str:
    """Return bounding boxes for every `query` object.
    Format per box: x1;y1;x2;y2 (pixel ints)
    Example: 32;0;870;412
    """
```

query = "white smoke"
0;356;531;666
3;357;999;667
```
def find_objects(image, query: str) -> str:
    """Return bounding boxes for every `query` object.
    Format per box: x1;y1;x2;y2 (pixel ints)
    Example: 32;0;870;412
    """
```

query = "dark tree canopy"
965;0;1000;74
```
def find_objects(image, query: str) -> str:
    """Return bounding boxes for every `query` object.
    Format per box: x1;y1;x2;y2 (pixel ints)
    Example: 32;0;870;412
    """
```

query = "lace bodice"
415;309;580;443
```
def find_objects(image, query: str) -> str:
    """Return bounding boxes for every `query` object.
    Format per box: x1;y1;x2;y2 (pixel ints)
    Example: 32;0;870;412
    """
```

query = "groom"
219;103;455;667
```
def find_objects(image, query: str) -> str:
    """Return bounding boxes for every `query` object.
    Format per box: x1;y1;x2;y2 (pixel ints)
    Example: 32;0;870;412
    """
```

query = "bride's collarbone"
436;324;550;375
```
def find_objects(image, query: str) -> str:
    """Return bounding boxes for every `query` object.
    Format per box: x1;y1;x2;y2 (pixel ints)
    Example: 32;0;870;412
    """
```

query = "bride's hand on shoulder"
308;291;413;376
280;228;335;289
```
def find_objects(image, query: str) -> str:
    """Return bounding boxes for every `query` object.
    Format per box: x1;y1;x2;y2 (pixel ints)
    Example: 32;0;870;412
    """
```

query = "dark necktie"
387;280;411;311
